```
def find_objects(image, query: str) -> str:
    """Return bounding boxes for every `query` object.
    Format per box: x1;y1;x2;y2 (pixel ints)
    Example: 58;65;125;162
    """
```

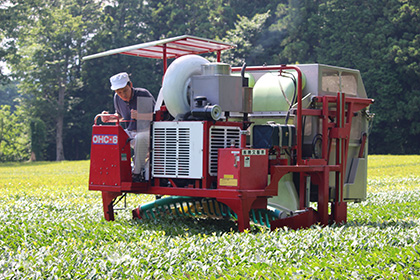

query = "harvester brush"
132;196;283;228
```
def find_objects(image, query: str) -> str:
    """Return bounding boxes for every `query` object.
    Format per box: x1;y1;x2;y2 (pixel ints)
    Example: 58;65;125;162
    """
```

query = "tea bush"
0;156;419;279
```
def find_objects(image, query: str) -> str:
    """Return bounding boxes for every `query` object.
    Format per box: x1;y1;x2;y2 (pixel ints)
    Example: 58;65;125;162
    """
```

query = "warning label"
219;174;238;187
241;149;266;156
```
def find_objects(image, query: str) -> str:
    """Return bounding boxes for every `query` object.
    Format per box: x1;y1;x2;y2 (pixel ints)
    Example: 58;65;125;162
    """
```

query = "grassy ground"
0;156;419;279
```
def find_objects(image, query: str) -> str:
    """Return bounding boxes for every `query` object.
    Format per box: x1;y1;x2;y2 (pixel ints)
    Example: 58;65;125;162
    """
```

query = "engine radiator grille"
152;122;204;178
209;126;241;176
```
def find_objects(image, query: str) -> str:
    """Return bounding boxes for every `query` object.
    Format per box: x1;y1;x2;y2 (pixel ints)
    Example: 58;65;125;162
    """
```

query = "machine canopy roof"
82;35;236;61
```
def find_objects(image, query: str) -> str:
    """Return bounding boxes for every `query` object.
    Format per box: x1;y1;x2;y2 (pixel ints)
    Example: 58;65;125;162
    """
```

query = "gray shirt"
114;87;155;131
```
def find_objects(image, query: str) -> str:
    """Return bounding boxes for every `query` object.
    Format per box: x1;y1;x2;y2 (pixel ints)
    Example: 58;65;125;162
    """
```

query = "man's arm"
130;109;153;121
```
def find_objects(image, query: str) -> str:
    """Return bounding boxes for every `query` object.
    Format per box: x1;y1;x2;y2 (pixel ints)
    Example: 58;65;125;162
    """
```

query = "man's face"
115;83;132;102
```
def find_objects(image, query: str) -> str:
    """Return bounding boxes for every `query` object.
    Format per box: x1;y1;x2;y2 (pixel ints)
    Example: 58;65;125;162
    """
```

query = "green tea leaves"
0;157;419;278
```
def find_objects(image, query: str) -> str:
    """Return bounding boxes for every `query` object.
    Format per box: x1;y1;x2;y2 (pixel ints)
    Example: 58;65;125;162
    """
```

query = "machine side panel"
208;125;241;176
217;148;268;190
151;121;204;179
344;158;367;200
89;125;131;188
191;75;249;113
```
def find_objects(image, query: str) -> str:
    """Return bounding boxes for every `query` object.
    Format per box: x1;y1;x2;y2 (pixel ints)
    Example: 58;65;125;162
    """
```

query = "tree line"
0;0;419;161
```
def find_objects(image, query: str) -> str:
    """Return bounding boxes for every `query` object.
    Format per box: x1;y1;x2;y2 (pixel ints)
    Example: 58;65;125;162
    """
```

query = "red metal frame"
90;64;373;231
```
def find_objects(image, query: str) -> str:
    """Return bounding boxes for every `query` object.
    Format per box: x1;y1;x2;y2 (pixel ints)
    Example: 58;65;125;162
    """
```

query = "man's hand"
131;109;138;120
101;111;111;122
101;111;119;123
131;109;153;121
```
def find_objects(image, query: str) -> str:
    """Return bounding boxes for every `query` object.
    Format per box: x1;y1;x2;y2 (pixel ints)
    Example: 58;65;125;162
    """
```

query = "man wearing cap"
101;72;155;181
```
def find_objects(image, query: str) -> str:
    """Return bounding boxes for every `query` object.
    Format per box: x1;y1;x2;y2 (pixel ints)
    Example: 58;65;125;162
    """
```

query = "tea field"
0;155;419;279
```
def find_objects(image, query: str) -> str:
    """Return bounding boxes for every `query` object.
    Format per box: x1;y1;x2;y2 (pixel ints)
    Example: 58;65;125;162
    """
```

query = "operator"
101;72;155;181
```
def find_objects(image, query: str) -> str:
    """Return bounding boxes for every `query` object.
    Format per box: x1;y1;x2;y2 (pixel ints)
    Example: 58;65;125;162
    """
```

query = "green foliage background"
0;156;419;278
1;0;420;160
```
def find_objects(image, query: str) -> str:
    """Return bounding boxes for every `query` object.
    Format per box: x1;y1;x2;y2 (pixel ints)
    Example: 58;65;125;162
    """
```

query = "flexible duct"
161;55;210;118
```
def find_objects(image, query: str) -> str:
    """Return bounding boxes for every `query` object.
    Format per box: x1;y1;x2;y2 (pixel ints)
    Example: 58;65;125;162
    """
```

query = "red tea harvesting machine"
83;35;374;231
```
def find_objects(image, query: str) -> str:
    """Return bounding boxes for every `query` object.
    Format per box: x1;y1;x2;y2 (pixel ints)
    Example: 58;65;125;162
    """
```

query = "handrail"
94;113;118;125
94;114;136;125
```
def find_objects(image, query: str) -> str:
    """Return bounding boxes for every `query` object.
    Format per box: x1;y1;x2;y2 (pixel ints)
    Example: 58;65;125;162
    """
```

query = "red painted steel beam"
358;133;367;158
270;208;319;230
119;185;277;198
101;191;122;221
163;44;167;73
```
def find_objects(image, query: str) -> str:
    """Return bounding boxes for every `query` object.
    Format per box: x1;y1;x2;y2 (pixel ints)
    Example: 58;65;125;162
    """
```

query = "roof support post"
163;44;167;73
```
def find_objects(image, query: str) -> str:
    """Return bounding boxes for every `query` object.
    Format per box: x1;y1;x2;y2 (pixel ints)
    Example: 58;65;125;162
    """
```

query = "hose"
281;71;297;125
